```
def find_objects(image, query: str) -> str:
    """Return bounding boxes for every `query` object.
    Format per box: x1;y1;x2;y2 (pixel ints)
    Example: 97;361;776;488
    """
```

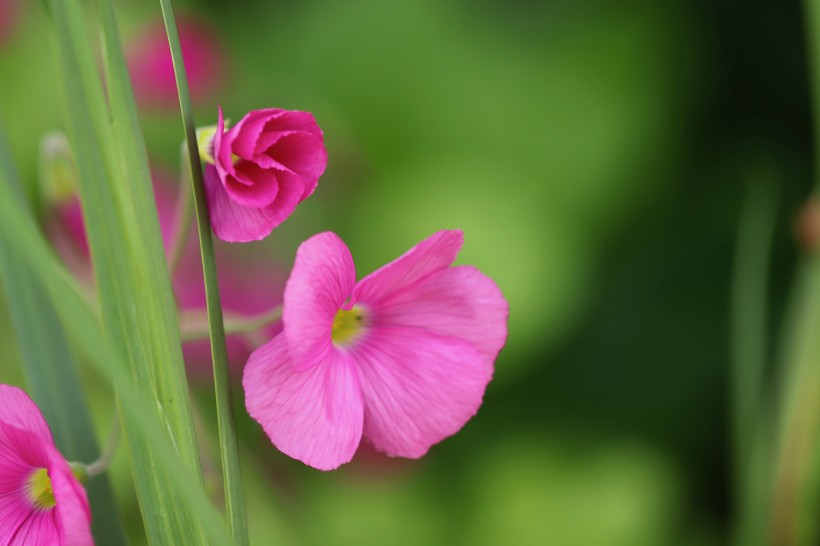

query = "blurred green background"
0;0;813;544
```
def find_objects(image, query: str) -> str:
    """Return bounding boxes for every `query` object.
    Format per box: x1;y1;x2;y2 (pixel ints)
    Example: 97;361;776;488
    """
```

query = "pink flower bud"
204;107;328;242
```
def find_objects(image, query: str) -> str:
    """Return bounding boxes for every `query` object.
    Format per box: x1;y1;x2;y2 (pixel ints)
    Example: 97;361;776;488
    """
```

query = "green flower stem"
179;306;283;342
87;416;122;479
159;1;249;544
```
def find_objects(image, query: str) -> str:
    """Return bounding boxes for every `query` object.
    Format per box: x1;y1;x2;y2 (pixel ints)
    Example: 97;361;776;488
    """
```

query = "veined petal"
0;386;53;447
0;424;53;545
353;328;488;458
283;232;356;372
49;448;92;546
244;335;363;471
351;230;463;306
373;266;508;378
204;164;280;242
4;510;59;546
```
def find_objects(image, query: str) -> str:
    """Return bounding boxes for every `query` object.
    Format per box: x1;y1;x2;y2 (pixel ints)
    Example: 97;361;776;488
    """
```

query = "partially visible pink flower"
126;15;225;110
46;168;283;378
243;230;508;470
0;0;19;44
204;107;327;242
176;241;284;379
0;385;92;545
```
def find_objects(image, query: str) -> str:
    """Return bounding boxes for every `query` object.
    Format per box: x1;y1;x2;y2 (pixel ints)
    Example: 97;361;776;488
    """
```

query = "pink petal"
257;110;323;140
0;423;53;544
243;334;363;471
223;162;279;208
49;448;92;545
372;266;508;378
0;386;54;447
5;510;60;546
352;327;488;458
351;230;464;306
204;164;280;242
261;131;327;197
283;232;357;372
227;110;282;160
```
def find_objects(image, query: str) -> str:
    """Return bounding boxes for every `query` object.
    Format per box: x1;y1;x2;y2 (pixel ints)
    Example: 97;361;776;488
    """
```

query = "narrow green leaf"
45;0;211;541
0;122;128;545
730;175;777;546
0;147;231;546
159;1;249;543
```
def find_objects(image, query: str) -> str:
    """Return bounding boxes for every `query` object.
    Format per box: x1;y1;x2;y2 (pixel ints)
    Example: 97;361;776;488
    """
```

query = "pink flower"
0;385;92;545
204;107;327;243
126;15;225;110
243;230;508;470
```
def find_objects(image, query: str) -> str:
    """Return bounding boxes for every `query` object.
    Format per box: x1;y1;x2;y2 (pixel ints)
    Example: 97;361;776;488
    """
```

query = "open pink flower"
0;385;92;545
204;107;327;242
243;230;508;470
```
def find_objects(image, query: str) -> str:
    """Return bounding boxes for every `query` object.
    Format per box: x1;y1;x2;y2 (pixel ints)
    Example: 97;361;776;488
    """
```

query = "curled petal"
283;232;357;372
373;266;508;378
223;163;279;208
244;335;363;470
353;328;488;458
352;230;464;306
204;164;279;242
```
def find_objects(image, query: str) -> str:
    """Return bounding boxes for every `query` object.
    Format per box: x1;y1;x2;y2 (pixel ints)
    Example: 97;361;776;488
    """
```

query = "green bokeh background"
0;0;811;544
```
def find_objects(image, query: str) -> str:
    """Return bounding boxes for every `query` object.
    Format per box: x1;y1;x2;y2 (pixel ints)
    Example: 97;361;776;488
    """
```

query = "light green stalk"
159;1;249;544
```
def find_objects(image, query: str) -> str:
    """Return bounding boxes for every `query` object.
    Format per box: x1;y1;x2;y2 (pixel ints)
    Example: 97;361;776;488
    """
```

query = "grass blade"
159;1;249;543
45;0;211;541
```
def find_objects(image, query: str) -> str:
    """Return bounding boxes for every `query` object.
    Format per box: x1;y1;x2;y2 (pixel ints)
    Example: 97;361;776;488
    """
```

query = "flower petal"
353;327;488;458
223;162;279;208
244;334;363;470
283;232;356;372
204;164;279;242
224;109;277;160
260;131;327;189
0;386;53;447
0;423;53;545
373;266;508;378
351;230;464;306
4;510;59;546
49;447;92;546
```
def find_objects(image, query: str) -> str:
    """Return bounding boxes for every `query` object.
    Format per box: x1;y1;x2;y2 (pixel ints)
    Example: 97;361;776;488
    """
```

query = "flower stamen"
26;468;55;510
332;306;366;345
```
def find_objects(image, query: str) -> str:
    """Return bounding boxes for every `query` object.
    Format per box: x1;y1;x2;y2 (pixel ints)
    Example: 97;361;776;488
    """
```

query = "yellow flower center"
27;468;55;510
332;306;366;345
